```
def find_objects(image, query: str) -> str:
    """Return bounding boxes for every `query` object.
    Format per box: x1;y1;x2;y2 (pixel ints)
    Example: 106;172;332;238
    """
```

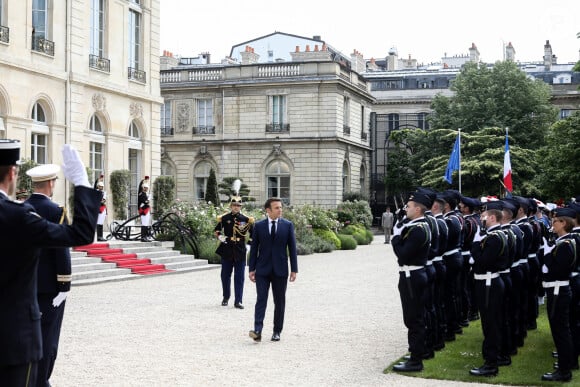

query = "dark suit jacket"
26;193;72;294
0;186;100;366
249;217;298;277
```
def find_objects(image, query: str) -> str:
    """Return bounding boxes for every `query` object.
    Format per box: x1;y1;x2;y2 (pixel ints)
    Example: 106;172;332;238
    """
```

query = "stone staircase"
71;240;219;286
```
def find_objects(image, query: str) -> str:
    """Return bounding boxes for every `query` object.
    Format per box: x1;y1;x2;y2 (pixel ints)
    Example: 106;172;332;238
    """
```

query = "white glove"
472;226;484;243
542;237;555;255
542;264;549;274
469;257;475;265
61;145;90;188
218;235;227;243
392;222;405;237
52;291;69;307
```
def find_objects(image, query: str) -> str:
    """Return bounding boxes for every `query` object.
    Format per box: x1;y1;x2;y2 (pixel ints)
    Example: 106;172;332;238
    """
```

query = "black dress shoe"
469;364;498;377
542;369;572;382
271;332;280;341
393;360;423;372
552;351;558;358
553;361;579;370
459;319;469;327
498;356;511;366
444;334;456;342
221;299;228;306
403;351;434;361
454;327;463;334
433;342;445;351
234;303;244;309
468;312;480;321
249;330;261;342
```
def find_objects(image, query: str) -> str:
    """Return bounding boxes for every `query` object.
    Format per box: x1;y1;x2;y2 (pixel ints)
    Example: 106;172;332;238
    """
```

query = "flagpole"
458;128;462;194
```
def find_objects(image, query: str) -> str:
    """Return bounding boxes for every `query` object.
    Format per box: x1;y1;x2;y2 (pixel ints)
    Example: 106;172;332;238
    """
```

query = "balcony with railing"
0;25;9;44
192;126;215;135
128;67;146;83
265;123;290;133
32;36;54;56
89;55;110;72
161;127;174;136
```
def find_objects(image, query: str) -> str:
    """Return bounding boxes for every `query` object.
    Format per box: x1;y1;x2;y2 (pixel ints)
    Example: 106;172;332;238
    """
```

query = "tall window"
90;0;105;57
197;99;213;129
417;113;430;130
194;161;211;201
271;95;285;128
343;96;350;129
129;120;140;138
90;114;103;132
266;161;290;205
32;102;46;123
32;0;48;40
161;100;172;130
342;161;349;194
359;164;366;191
31;133;47;164
90;142;104;182
388;113;399;133
128;9;141;70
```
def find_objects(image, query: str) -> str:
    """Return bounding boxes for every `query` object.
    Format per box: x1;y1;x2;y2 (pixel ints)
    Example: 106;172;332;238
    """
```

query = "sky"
160;0;580;65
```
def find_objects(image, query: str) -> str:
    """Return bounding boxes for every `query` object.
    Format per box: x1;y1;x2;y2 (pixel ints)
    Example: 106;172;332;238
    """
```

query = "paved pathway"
51;237;495;386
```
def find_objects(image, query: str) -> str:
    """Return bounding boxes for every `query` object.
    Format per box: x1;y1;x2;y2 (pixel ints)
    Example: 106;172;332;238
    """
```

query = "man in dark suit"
0;140;101;387
248;198;298;342
26;164;72;387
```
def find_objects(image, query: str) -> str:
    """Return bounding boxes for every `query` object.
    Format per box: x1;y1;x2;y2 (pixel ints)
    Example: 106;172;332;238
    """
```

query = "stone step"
72;262;117;273
72;256;99;265
72;267;133;281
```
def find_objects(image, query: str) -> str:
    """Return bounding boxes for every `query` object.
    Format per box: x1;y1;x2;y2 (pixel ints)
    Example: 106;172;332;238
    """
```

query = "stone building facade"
0;0;161;217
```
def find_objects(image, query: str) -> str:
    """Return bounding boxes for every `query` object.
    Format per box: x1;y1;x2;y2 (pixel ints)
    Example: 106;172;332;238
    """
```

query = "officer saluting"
0;140;101;386
214;180;254;309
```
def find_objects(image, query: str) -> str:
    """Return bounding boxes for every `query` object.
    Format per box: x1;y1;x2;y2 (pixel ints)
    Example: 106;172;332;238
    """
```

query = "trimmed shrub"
153;175;175;219
297;242;314;255
110;169;131;220
352;231;368;245
295;227;334;254
336;200;373;228
313;228;341;250
364;229;375;243
196;236;221;264
337;234;357;250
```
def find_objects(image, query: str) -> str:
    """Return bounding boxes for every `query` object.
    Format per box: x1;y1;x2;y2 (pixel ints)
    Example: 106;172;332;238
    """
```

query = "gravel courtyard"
50;237;495;387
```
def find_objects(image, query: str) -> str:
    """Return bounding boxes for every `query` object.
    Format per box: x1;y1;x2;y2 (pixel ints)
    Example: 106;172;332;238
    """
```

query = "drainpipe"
65;0;72;204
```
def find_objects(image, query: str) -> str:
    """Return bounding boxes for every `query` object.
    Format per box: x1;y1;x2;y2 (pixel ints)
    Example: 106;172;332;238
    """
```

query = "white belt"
511;262;520;268
461;251;471;256
474;272;500;286
518;259;528;265
443;248;460;257
528;253;537;259
499;269;510;274
399;265;424;278
571;272;579;278
426;260;433;266
542;280;570;295
432;256;443;262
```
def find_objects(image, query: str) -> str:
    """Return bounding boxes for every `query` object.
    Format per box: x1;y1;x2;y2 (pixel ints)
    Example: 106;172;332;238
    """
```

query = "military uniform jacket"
543;234;577;282
26;193;72;294
138;191;150;215
470;225;509;274
0;186;101;366
444;211;462;250
392;218;431;267
435;214;449;256
214;212;254;261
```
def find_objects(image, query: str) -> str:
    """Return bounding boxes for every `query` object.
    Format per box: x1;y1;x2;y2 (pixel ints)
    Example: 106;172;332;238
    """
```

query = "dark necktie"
271;220;276;240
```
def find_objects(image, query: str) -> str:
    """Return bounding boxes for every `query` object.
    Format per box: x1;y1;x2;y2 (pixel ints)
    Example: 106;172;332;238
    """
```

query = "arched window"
359;163;366;192
194;161;211;201
31;102;48;163
266;160;290;205
342;161;350;194
90;114;103;132
129;120;140;138
32;102;46;123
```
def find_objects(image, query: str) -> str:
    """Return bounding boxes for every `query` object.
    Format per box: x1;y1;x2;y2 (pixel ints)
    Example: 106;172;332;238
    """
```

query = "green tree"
430;61;557;148
109;169;131;220
205;168;220;205
218;177;253;203
153;175;175;218
16;159;38;196
534;111;580;201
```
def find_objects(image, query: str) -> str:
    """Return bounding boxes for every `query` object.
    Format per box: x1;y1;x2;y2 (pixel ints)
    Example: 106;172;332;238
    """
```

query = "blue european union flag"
444;135;460;184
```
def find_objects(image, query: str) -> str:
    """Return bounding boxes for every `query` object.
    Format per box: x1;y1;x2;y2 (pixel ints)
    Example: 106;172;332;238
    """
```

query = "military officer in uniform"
25;164;72;387
138;176;152;242
0;140;101;386
94;175;107;241
392;190;432;372
215;194;254;309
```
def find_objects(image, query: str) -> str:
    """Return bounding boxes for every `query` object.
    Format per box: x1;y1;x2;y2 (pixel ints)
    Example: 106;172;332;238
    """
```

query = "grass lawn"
385;304;580;386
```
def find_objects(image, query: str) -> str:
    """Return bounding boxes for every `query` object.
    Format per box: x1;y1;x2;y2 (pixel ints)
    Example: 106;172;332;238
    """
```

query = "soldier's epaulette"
217;211;229;222
248;216;255;224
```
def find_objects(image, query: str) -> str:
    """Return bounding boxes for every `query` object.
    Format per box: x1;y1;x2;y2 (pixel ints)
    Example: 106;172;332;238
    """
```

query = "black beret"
0;139;21;165
461;196;481;208
483;200;503;211
554;207;577;218
501;199;516;213
503;197;520;212
569;202;580;216
408;191;433;208
513;196;529;210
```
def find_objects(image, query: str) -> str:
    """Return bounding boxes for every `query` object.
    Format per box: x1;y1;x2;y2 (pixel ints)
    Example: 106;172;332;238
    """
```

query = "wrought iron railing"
32;36;55;56
128;67;146;83
265;123;290;133
161;126;174;136
192;126;215;135
0;25;9;44
89;54;110;72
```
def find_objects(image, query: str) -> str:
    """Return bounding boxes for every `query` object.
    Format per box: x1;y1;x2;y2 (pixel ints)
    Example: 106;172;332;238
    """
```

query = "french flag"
503;132;513;193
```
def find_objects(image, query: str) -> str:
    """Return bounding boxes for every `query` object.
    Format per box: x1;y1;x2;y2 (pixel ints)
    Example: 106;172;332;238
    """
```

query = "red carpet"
74;243;172;275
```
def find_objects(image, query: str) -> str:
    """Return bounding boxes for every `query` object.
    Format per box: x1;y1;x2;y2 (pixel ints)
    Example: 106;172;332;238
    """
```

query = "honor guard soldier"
214;189;254;309
392;190;432;372
0;140;101;386
94;175;107;241
469;200;509;377
540;207;577;382
26;164;72;387
138;176;153;242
